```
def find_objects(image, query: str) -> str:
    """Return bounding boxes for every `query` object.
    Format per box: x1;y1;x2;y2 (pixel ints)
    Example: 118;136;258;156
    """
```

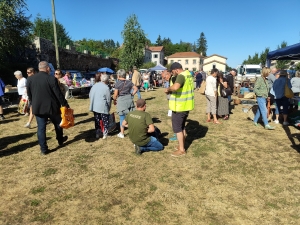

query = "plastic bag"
18;95;29;114
60;107;74;129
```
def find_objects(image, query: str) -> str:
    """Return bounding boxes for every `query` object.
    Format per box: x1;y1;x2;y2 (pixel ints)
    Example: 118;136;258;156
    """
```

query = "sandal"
213;120;222;124
207;119;211;122
223;115;229;120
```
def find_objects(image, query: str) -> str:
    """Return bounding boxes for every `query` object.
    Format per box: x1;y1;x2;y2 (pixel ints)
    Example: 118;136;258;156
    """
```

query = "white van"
236;64;261;81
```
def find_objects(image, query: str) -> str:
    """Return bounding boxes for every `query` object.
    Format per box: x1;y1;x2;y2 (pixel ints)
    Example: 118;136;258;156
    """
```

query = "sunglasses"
27;71;32;74
55;72;60;75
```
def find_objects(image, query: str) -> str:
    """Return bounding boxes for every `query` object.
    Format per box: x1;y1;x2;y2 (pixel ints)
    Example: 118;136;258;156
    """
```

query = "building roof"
168;52;202;58
204;54;227;59
203;59;227;66
148;46;164;52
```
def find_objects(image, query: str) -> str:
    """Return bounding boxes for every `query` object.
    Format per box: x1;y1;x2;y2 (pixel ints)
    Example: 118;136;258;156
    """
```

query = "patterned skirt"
217;96;229;116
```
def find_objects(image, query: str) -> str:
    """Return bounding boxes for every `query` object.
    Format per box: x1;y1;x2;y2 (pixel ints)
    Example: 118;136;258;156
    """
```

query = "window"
185;60;189;64
193;59;196;64
171;60;174;64
193;68;196;71
185;68;188;70
154;54;158;58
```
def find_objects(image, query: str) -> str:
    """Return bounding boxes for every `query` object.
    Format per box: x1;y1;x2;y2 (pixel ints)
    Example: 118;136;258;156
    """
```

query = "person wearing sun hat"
122;99;164;155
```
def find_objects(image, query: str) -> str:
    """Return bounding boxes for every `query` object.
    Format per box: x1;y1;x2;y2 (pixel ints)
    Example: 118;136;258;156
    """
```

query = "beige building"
203;54;227;72
167;52;204;71
144;46;164;65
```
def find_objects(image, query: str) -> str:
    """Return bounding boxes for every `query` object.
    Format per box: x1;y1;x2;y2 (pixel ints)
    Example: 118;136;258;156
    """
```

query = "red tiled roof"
148;46;164;52
168;52;201;58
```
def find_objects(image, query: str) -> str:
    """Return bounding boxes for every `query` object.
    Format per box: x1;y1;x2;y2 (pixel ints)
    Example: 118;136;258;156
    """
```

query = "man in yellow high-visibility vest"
165;62;194;157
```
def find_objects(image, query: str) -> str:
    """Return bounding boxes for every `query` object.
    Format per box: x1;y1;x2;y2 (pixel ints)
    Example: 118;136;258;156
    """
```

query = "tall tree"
32;15;72;47
276;41;290;69
120;14;147;70
0;0;32;64
156;35;162;46
197;32;207;56
259;47;270;66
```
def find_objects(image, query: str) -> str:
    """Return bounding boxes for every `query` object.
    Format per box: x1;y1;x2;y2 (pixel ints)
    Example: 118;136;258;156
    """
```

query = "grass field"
0;88;300;225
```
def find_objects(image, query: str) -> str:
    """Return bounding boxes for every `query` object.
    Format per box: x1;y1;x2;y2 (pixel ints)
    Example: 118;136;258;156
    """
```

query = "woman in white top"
14;70;27;98
291;71;300;96
205;68;221;124
143;72;150;92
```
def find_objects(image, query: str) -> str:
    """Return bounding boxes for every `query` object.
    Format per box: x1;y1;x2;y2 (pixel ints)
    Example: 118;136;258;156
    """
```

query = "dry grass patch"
1;89;300;224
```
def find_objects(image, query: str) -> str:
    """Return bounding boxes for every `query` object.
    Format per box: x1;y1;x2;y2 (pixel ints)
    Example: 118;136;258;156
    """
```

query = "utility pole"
51;0;60;68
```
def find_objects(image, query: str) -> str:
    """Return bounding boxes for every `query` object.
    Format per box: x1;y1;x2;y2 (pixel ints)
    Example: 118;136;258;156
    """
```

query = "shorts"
171;111;189;133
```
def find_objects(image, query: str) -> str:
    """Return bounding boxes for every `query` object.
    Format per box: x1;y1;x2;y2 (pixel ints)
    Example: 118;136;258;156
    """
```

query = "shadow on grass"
0;132;51;157
0;118;20;124
152;117;161;123
145;97;156;101
75;117;94;126
74;113;89;118
282;125;300;153
185;119;208;151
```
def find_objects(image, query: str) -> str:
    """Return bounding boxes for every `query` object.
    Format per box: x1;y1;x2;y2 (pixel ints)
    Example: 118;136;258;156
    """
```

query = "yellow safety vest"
169;70;194;112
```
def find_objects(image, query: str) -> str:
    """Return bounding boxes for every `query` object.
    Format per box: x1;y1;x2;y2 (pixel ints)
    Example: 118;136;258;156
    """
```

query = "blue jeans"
139;136;164;152
254;97;268;125
136;86;141;99
119;114;126;129
36;114;63;153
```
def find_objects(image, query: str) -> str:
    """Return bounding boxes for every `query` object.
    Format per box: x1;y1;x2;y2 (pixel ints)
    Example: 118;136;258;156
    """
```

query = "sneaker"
24;123;31;128
265;124;275;130
253;122;258;126
274;120;279;124
117;133;124;138
283;121;289;126
134;145;142;155
103;134;107;139
169;134;177;141
0;116;4;121
58;136;68;146
171;150;186;157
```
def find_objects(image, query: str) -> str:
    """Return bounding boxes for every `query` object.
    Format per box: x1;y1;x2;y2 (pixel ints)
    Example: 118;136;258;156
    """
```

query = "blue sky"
24;0;300;67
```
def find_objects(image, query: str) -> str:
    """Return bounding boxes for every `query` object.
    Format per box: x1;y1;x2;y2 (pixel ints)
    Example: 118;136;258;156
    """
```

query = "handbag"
18;94;29;114
284;77;294;98
199;80;206;95
221;87;232;97
100;113;116;133
60;106;74;129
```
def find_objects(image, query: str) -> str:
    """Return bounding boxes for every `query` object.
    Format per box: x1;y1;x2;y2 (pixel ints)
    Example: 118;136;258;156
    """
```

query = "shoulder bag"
284;77;294;98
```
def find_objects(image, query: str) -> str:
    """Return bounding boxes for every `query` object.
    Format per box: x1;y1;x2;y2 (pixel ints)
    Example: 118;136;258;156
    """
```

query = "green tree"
276;41;290;69
0;0;32;64
156;35;162;46
119;14;147;70
197;32;207;56
32;15;72;47
259;47;269;66
141;62;156;69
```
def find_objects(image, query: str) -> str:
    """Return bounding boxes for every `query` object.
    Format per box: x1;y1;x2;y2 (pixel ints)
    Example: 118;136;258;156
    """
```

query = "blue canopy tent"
149;63;167;71
266;43;300;67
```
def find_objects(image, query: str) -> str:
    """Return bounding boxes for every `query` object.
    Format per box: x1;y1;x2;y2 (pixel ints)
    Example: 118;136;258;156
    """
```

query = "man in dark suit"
27;61;69;155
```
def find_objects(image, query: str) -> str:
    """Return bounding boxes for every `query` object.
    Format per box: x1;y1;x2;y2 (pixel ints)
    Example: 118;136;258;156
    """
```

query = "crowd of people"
1;60;299;156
